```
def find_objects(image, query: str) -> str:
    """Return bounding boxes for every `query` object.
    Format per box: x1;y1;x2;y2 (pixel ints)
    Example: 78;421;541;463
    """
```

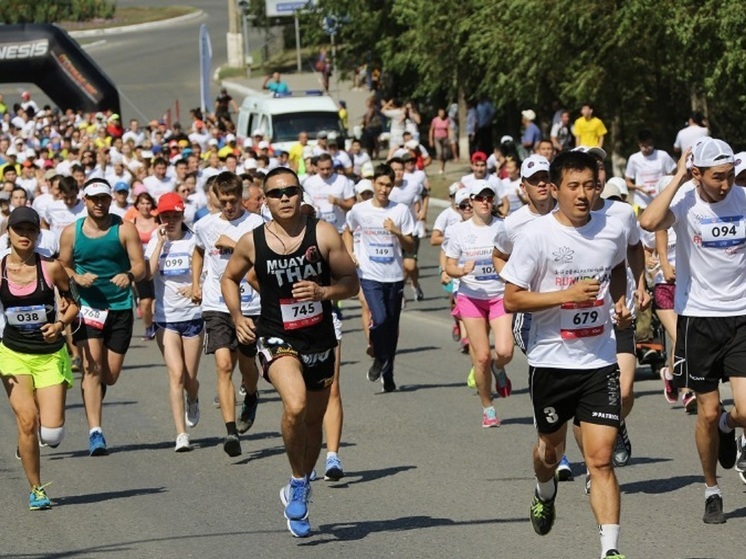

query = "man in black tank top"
221;167;358;538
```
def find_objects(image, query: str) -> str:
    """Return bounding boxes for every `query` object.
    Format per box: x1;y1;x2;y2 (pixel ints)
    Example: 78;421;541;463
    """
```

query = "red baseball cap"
471;151;487;163
157;192;185;213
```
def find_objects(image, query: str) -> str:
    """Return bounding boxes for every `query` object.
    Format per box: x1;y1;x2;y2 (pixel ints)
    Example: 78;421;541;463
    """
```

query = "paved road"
0;203;744;558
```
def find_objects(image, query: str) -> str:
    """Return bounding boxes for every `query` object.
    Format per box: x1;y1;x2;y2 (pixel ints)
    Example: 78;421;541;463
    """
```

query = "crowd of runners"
1;89;746;558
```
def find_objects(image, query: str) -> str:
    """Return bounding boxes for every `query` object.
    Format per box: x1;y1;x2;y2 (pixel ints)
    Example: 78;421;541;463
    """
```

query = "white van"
236;91;346;152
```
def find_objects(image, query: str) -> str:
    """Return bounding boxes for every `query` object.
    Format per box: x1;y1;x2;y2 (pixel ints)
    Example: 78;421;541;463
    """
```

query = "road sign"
321;15;338;36
265;0;315;17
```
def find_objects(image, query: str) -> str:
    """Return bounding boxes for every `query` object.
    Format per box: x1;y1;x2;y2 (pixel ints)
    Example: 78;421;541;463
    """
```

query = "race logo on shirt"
553;246;575;262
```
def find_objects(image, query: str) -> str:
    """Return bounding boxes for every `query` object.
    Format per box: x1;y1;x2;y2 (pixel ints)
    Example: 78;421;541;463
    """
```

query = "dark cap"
8;206;40;229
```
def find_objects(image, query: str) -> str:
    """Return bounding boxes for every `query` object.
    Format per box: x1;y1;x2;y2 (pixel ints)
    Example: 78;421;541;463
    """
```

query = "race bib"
320;211;337;224
219;280;253;304
474;259;499;281
161;252;190;276
280;298;323;330
368;241;394;264
560;299;606;339
80;305;108;330
700;216;746;248
6;304;46;330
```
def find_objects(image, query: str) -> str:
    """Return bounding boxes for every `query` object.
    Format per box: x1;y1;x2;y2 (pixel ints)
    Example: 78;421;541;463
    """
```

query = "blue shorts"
155;319;204;338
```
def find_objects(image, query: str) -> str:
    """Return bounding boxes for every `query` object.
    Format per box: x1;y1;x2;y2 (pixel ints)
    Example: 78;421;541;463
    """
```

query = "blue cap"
114;181;129;192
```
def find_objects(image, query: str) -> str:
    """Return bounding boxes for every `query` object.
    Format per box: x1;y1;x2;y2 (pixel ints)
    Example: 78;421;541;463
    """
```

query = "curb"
68;9;203;38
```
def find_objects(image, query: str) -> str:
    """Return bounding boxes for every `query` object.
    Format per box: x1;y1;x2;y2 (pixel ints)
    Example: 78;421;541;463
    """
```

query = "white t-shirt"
32;192;55;217
145;231;202;323
673;125;709;152
670;185;746;316
193;211;264;314
494;204;544;255
352;152;371;176
303;173;355;233
433;206;462;235
444;217;505;300
460;172;503;194
501;212;627;369
44;200;87;239
143;175;177;202
625;150;676;209
388;179;424;226
501;178;525;213
109;203;132;218
344;199;415;283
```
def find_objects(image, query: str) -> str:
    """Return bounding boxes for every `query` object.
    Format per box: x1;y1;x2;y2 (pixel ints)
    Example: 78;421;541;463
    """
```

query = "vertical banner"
199;23;212;115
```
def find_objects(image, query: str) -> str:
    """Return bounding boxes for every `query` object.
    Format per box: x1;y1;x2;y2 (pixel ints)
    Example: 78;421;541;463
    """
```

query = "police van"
236;91;345;152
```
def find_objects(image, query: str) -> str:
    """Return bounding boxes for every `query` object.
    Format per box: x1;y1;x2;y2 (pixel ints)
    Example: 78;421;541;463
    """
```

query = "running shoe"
460;339;470;354
466;367;476;389
482;406;500;428
212;395;221;408
367;359;383;382
286;517;312;538
237;392;259;434
492;364;512;398
71;357;81;372
29;484;52;511
703;494;726;524
185;398;200;428
451;323;461;342
238;384;247;397
682;391;697;414
612;422;631;467
604;551;627;559
324;454;344;481
142;324;156;341
584;473;591;496
660;366;679;404
718;411;737;470
382;377;397;393
309;470;317;482
280;478;312;521
366;344;375;358
529;478;557;536
413;285;424;302
222;433;241;457
555;456;573;481
175;433;191;453
89;430;108;456
735;435;746;473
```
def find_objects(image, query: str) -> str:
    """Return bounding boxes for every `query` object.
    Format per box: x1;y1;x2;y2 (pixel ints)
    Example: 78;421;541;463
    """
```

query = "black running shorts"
73;309;134;355
529;364;622;434
256;336;335;391
203;311;257;357
614;323;636;355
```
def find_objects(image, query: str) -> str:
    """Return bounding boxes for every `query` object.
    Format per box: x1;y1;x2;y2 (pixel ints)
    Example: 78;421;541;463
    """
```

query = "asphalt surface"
0;201;744;559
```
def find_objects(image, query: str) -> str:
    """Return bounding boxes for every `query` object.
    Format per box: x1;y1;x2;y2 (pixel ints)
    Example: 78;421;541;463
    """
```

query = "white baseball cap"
693;137;734;168
469;179;497;198
521;109;536;121
355;179;374;195
84;181;112;198
734;151;746;178
225;133;236;143
404;139;419;150
601;182;623;200
520;154;550;179
455;189;471;206
606;176;629;197
258;141;270;150
500;135;514;144
573;145;607;161
448;182;461;196
251;128;265;137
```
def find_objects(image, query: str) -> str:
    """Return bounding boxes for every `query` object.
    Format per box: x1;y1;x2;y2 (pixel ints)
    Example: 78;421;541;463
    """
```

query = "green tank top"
73;215;134;311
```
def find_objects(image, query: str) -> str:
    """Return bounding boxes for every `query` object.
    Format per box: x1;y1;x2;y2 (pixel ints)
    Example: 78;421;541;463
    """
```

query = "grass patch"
60;6;197;31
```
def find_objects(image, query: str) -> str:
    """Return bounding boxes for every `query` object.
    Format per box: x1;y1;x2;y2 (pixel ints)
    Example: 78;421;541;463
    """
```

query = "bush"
0;0;116;23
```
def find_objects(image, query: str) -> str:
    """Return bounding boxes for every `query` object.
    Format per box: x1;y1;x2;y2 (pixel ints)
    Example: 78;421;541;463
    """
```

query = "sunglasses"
265;186;302;199
471;194;494;203
458;203;472;210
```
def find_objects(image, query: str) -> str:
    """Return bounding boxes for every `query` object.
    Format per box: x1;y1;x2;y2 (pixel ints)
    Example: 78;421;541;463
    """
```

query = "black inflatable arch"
0;24;120;114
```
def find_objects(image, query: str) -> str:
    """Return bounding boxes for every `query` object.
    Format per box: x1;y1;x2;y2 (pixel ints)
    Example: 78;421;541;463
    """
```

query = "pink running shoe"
660;366;679;404
482;407;500;428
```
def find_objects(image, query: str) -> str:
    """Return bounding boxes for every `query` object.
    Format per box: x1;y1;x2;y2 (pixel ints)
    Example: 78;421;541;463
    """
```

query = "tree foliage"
304;0;746;152
0;0;116;24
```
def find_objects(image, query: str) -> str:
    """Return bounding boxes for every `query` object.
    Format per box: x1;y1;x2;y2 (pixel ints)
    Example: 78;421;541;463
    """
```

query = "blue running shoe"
89;431;108;456
324;454;344;481
29;484;52;510
556;455;573;481
280;478;311;520
287;517;312;538
237;392;259;434
308;470;317;482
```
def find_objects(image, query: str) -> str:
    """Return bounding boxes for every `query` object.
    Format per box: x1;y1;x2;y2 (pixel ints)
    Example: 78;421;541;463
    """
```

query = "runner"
445;180;514;428
192;171;263;457
58;178;146;456
343;164;415;392
131;192;159;341
221;166;358;537
640;138;746;524
145;193;203;452
502;151;629;559
0;207;80;509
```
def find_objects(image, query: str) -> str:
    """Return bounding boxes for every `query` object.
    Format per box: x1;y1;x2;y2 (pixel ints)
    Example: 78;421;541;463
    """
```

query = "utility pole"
226;0;244;68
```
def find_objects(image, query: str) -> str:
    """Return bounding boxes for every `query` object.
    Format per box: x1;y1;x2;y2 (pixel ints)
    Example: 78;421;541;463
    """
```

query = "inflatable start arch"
0;24;120;114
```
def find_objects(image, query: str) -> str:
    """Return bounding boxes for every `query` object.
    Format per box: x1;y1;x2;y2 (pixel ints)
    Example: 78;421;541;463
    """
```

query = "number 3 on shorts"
543;406;558;424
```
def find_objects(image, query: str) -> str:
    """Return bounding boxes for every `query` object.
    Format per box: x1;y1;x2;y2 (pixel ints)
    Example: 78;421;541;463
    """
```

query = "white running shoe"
186;398;200;428
175;433;191;452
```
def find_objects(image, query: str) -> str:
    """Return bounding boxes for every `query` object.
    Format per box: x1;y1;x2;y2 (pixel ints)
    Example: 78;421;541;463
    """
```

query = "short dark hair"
549;151;598;187
59;176;78;195
152;157;168;167
263;166;301;190
386;157;404;167
372;163;395;182
317;153;333;164
637;129;654;143
2;166;16;175
212;171;243;197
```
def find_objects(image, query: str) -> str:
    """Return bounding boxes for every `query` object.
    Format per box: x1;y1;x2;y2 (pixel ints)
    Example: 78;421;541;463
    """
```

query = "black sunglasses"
265;186;302;199
458;203;472;210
